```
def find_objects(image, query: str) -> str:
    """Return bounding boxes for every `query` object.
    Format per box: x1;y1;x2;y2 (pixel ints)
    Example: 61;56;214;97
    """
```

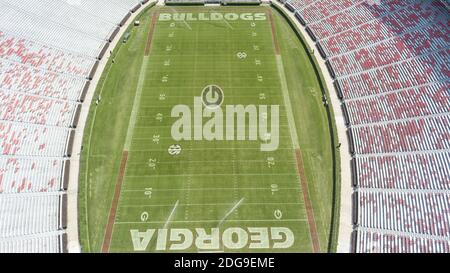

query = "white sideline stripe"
218;198;245;227
115;219;307;224
163;200;179;229
275;55;300;149
124;56;149;150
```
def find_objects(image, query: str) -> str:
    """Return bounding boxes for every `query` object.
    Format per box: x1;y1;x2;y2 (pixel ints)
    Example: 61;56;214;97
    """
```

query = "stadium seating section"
283;0;450;252
0;0;448;253
0;0;146;253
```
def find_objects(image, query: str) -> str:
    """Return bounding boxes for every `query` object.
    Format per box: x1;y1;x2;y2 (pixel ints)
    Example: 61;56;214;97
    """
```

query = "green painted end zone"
79;5;339;253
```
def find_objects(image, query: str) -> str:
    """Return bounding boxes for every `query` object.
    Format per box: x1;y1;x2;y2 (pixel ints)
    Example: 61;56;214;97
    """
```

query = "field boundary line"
145;11;159;56
101;151;128;252
267;10;281;55
295;149;321;252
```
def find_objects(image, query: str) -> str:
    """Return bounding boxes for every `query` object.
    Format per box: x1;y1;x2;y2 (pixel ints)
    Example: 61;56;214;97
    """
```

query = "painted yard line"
134;123;295;129
128;148;294;153
148;54;276;57
148;76;282;81
125;173;299;178
134;86;281;89
181;20;192;30
124;57;150;150
133;124;291;129
119;202;305;208
126;159;297;164
130;136;293;140
123;187;301;192
163;200;180;229
218;198;245;226
275;62;300;149
145;68;280;72
138;94;283;98
223;17;235;30
151;62;279;66
137;108;288;113
115;219;308;224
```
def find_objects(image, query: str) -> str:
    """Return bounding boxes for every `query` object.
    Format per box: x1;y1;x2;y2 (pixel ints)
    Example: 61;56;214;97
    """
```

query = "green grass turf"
79;5;340;253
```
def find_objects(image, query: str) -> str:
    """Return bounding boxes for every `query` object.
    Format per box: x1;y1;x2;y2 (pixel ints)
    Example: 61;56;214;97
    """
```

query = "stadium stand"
283;0;450;252
0;0;146;253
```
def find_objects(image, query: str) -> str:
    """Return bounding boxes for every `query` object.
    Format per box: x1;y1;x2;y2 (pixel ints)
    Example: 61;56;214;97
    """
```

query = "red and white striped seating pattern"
345;82;450;125
289;0;316;12
329;23;450;77
0;59;85;101
356;152;450;190
0;31;94;77
319;1;447;56
0;122;69;157
0;158;64;194
356;229;450;253
0;91;77;127
358;190;450;237
352;115;450;154
340;50;449;100
0;0;145;253
286;0;450;252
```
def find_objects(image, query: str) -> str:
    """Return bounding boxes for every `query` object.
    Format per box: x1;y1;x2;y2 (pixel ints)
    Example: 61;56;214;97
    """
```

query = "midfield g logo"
201;85;224;110
171;85;280;152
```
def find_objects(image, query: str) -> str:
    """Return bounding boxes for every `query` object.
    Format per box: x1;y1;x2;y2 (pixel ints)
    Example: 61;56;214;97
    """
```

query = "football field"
79;5;339;253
